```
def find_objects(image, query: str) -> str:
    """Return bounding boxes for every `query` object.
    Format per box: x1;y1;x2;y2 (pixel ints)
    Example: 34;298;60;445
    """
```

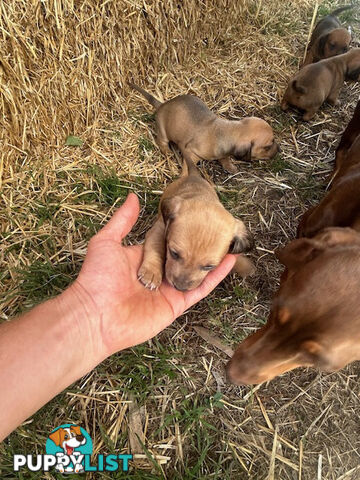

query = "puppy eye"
64;435;68;439
169;249;181;260
201;265;215;271
264;145;272;151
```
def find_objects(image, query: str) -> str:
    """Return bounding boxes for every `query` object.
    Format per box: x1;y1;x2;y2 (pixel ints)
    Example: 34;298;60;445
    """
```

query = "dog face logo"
46;424;92;474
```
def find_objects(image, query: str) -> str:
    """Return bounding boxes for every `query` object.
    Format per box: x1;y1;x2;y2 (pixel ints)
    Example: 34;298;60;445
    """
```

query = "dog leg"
138;218;166;290
156;136;172;155
232;255;256;278
281;99;290;111
302;108;318;121
219;157;238;174
327;88;341;106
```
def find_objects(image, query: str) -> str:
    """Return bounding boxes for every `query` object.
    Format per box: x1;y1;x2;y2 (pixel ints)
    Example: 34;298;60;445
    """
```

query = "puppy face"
49;425;86;454
320;28;351;59
237;118;278;161
161;198;252;291
226;228;360;385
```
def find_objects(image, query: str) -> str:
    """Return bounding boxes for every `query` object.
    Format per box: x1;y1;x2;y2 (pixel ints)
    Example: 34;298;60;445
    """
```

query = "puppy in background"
138;157;254;291
302;6;353;67
130;83;278;173
281;48;360;120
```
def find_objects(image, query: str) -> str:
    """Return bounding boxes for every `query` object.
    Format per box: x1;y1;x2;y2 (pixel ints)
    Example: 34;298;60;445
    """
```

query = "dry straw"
1;1;360;479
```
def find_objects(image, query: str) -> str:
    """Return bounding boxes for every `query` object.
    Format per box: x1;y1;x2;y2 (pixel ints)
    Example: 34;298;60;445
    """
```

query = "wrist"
55;282;106;374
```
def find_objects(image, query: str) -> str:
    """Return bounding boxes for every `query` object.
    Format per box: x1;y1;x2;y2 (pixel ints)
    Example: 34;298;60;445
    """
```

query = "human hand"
65;193;237;360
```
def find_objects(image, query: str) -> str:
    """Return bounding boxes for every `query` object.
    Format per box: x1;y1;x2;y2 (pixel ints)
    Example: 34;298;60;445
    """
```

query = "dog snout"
226;358;246;385
76;434;85;442
172;277;192;292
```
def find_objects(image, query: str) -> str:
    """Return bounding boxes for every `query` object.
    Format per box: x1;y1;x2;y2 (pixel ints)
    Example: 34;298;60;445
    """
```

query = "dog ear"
71;425;82;436
229;219;254;253
275;238;324;270
49;429;62;446
160;196;181;225
292;80;307;94
232;143;252;161
346;65;360;81
317;33;329;57
297;204;335;239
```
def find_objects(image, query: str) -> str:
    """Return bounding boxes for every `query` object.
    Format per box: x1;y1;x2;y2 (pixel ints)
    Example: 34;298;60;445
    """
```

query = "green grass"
138;135;155;161
4;260;77;315
268;155;292;174
293;175;324;203
33;198;61;226
96;340;179;404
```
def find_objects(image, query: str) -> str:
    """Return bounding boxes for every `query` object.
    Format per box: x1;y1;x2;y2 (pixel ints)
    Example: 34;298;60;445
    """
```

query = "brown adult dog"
302;6;353;67
130;83;278;173
226;227;360;385
226;102;360;385
281;48;360;120
298;100;360;237
138;157;254;291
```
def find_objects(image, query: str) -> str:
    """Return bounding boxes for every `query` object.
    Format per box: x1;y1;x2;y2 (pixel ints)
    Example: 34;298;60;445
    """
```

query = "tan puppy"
130;83;278;173
138;158;254;291
282;48;360;120
302;6;353;67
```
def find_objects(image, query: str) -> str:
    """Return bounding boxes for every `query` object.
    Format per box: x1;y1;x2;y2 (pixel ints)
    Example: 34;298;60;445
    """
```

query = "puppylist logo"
13;424;132;474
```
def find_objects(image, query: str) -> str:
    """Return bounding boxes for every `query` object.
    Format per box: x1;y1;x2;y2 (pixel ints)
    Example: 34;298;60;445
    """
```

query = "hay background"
1;0;360;478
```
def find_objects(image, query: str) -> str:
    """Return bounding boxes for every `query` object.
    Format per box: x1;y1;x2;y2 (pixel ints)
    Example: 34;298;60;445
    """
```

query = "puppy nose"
172;277;191;292
173;282;190;292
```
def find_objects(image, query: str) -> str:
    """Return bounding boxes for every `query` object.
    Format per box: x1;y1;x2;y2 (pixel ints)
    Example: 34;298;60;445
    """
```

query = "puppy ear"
297;204;335;239
229;219;254;253
275;238;324;270
160;196;181;225
292;80;307;94
317;33;329;57
346;65;360;81
49;429;62;446
72;426;82;436
232;143;252;161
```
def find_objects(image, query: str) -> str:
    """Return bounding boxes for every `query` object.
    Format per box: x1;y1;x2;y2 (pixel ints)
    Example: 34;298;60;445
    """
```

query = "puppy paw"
138;263;163;290
281;100;289;111
232;255;256;278
219;158;238;174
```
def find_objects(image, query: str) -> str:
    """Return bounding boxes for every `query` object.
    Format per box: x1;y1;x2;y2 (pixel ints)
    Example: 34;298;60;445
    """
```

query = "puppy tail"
129;82;162;109
331;5;355;17
292;80;307;95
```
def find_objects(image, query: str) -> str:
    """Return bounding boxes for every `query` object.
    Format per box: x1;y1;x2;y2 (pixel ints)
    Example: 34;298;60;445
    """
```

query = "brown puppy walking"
302;5;353;67
282;48;360;120
138;157;254;291
130;83;278;173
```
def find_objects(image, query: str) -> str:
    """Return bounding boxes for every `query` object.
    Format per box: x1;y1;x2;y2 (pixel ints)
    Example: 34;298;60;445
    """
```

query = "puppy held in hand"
281;48;360;120
130;83;278;174
302;6;353;67
138;158;254;291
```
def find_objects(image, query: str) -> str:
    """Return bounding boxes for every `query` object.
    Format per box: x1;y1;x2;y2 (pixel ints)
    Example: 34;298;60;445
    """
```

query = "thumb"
98;193;140;241
183;254;237;309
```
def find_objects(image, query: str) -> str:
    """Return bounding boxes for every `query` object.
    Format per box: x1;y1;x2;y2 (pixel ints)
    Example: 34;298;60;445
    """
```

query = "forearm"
0;285;102;441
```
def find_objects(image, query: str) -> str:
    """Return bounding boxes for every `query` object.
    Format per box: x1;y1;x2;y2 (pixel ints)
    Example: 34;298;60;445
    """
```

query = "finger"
98;193;140;241
182;254;237;309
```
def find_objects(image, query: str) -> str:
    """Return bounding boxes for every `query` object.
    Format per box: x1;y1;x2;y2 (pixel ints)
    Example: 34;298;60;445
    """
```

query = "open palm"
74;194;236;357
